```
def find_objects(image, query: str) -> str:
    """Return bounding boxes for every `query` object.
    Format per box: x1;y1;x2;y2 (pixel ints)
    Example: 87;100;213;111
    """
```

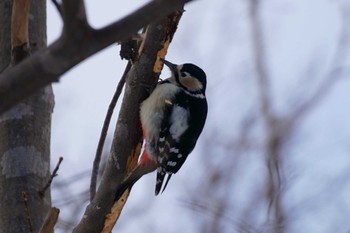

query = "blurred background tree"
0;0;53;232
2;0;349;232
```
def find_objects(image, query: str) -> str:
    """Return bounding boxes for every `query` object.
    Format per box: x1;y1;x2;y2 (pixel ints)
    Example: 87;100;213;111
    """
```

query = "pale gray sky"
49;1;350;232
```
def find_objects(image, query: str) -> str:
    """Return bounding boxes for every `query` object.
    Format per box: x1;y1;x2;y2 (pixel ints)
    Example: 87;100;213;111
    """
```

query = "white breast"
140;83;180;141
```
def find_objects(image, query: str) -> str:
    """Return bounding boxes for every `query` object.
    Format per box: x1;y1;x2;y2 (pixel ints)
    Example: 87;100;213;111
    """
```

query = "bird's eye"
181;71;190;77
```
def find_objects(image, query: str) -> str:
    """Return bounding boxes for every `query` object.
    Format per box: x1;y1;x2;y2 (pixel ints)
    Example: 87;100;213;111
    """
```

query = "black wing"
155;91;208;195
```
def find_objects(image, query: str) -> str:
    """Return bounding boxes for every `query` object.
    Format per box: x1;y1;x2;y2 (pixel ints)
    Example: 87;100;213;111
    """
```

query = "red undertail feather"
140;126;153;166
139;145;153;166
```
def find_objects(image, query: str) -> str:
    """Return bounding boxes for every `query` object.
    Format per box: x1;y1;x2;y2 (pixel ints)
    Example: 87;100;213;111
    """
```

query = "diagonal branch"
39;156;64;198
51;0;63;18
61;0;89;35
0;0;193;115
40;207;60;233
73;8;185;233
89;62;130;201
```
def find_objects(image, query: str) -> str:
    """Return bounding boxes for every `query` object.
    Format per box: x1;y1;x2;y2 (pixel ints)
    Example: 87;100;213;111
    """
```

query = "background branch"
61;0;89;35
250;1;285;232
0;0;54;232
0;0;192;115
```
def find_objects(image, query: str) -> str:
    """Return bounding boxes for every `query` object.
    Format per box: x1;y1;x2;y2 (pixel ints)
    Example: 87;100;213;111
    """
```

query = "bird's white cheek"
179;77;203;92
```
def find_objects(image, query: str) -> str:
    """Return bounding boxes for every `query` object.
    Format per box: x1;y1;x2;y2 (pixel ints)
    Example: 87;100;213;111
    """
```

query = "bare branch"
0;0;193;115
61;0;89;35
250;0;272;125
39;157;64;198
22;192;34;233
51;0;63;18
90;62;130;201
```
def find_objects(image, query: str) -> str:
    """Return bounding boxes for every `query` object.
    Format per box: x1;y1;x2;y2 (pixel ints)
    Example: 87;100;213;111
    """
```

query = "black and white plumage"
139;59;208;195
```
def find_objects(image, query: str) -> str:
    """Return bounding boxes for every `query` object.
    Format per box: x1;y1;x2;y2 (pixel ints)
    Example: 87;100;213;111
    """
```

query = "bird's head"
162;59;207;94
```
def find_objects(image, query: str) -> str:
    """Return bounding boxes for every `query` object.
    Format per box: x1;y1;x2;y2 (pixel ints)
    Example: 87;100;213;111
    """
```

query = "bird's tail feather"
155;168;166;195
161;174;172;194
155;168;172;195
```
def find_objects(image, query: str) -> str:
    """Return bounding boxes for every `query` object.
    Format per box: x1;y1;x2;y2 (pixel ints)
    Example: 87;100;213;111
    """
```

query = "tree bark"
0;0;54;232
73;9;184;233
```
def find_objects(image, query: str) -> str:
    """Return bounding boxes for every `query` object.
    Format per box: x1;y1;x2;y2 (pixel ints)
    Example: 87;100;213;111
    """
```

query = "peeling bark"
73;9;184;233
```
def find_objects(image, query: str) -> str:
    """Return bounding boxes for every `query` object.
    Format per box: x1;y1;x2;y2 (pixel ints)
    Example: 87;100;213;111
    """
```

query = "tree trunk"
0;0;54;232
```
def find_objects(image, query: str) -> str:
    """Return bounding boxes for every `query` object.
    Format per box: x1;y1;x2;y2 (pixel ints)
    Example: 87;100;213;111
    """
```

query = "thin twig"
22;192;34;233
250;0;272;124
51;0;63;18
39;157;63;198
90;62;131;201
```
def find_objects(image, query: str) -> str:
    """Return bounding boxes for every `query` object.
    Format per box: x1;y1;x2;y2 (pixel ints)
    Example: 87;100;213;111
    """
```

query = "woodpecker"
139;59;208;195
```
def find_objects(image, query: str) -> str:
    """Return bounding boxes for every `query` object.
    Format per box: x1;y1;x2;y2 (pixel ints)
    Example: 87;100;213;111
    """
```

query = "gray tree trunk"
0;0;54;232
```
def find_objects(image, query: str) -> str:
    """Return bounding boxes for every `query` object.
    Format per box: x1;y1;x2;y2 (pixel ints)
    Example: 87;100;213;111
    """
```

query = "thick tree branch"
0;0;192;115
73;8;184;233
39;207;60;233
61;0;89;35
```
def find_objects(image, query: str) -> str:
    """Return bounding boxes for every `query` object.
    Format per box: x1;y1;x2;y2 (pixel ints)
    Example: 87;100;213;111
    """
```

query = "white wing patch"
169;147;179;153
167;161;177;167
169;105;189;140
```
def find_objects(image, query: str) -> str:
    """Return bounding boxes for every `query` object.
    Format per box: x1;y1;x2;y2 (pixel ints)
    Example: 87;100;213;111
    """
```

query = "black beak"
161;59;177;72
